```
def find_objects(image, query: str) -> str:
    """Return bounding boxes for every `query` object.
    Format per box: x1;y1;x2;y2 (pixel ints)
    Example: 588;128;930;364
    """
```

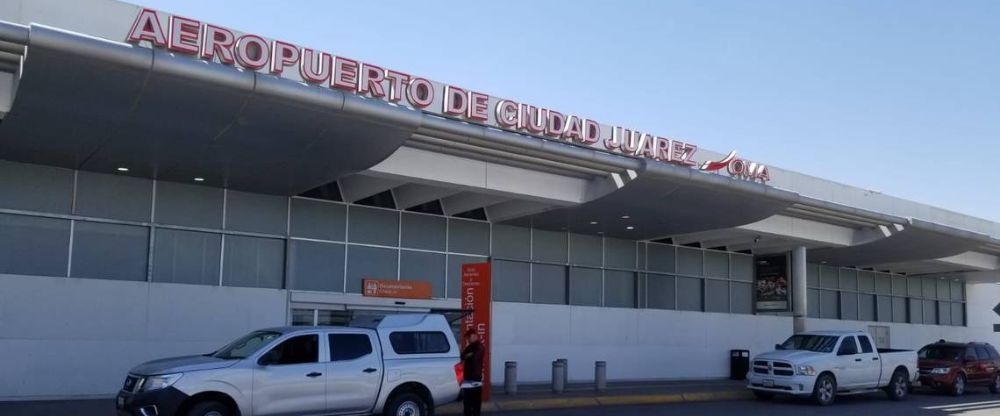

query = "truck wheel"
812;374;837;406
884;369;909;401
951;373;966;396
752;390;775;400
186;401;230;416
384;392;429;416
990;373;1000;394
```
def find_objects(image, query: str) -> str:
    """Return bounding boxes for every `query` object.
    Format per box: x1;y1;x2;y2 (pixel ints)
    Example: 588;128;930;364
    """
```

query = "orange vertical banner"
461;262;492;401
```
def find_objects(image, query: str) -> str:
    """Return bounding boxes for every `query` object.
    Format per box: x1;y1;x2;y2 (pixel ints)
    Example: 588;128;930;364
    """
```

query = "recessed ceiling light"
193;177;204;182
589;221;598;225
116;167;129;172
621;215;630;219
597;231;604;235
626;226;634;230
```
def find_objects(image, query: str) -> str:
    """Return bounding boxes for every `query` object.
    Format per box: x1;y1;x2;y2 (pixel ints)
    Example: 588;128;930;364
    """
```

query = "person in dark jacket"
461;329;484;416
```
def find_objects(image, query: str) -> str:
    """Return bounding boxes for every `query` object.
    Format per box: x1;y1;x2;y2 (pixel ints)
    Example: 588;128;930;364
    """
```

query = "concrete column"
792;246;808;333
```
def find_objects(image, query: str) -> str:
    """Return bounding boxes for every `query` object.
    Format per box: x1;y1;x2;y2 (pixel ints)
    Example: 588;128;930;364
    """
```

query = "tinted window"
966;347;980;360
389;331;450;354
779;335;839;353
990;346;1000;360
858;336;874;354
919;346;964;361
838;337;859;355
213;331;282;360
976;347;991;362
261;335;319;365
330;334;373;361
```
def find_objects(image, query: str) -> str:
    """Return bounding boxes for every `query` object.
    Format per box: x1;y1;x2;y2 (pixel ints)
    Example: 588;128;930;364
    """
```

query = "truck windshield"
779;335;839;353
918;346;964;361
211;331;282;360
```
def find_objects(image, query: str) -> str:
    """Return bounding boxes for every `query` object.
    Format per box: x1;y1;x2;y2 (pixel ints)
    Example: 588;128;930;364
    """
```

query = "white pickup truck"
747;330;918;405
116;313;461;416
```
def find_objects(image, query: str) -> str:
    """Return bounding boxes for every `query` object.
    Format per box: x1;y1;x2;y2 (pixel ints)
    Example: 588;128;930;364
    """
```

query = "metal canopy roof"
808;219;993;268
0;24;418;195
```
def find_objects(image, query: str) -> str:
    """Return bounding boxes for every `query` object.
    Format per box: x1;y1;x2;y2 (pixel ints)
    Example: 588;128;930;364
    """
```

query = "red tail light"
454;362;464;385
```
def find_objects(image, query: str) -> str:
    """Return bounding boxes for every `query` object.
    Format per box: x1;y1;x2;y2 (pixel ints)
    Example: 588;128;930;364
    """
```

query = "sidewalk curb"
437;389;752;414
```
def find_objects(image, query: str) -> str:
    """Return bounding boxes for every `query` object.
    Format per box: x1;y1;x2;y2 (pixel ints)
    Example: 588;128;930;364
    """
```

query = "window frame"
328;332;375;362
258;333;322;366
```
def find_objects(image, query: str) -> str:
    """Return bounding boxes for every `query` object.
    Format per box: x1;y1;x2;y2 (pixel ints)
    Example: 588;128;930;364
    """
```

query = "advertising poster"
755;254;790;312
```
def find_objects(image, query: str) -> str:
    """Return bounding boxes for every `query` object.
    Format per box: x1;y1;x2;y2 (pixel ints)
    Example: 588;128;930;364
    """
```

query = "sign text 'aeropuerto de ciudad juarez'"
125;8;770;183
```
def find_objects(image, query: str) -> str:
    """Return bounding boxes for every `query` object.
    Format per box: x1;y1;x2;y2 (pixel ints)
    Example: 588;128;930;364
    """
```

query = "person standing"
461;329;484;416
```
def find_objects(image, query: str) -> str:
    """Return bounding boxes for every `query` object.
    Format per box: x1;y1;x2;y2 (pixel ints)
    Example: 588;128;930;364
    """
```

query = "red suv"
917;341;1000;395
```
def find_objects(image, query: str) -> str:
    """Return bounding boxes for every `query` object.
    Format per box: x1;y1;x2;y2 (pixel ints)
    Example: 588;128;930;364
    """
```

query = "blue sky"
140;0;1000;223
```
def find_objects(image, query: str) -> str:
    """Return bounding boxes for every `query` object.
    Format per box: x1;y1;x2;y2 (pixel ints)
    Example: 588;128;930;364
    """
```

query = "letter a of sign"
461;262;492;401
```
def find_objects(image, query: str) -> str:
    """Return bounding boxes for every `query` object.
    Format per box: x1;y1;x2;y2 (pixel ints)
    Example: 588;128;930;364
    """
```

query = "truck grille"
122;375;142;393
752;360;794;377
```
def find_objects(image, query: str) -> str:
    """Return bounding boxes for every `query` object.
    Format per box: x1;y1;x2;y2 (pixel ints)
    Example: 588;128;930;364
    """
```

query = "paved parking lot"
499;390;1000;416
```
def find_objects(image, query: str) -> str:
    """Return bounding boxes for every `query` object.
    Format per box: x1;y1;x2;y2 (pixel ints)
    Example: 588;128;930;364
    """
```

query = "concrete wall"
0;274;287;400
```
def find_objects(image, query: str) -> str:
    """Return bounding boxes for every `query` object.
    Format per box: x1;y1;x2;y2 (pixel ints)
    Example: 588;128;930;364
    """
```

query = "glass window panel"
875;274;892;295
858;271;875;293
0;214;70;277
705;279;729;313
839;269;858;291
951;303;964;326
348;206;398;246
154;181;224;228
922;300;937;324
400;213;446;251
922;278;937;299
731;254;753;282
0;161;73;214
820;266;839;289
859;294;875;321
908;299;923;324
891;276;907;297
936;280;950;302
289;198;346;241
676;276;702;311
71;221;149;282
676;247;703;277
604;238;636;269
808;289;820;318
492;224;530;260
222;235;285;289
604;270;636;308
876;296;892;322
806;263;819;288
345;245;397;293
288;240;345;292
492;260;530;302
399;250;446;298
731;282;752;314
291;309;315;326
153;228;221;286
569;233;602;267
569;267;602;306
636;242;647;270
907;278;922;298
647;243;675;273
820;290;839;319
704;251;729;279
938;301;952;327
225;190;287;235
446;254;487;299
532;229;568;263
891;297;907;323
75;171;152;222
531;263;566;305
840;292;859;320
951;281;964;301
447;219;489;255
647;273;676;310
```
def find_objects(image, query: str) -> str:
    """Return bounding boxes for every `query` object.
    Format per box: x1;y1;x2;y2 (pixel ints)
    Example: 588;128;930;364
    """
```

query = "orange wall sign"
461;262;492;401
362;279;433;300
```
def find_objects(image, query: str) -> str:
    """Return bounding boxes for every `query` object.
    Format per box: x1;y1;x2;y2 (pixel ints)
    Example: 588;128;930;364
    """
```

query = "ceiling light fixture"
193;177;205;182
626;226;635;230
116;167;129;172
590;221;598;225
621;215;630;219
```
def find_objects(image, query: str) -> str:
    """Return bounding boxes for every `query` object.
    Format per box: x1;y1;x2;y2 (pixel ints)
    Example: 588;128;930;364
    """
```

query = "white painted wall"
0;274;287;400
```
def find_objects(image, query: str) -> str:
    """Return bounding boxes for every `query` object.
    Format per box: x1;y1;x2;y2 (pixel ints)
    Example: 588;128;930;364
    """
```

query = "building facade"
0;0;999;400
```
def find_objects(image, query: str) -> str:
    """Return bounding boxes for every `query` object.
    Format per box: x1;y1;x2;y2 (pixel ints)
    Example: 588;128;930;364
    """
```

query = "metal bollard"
504;361;518;395
551;360;566;393
556;358;568;387
595;361;607;392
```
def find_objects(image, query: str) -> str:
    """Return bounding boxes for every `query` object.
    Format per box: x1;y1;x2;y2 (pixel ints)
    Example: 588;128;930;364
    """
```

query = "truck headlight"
139;373;183;392
930;368;951;375
796;365;817;376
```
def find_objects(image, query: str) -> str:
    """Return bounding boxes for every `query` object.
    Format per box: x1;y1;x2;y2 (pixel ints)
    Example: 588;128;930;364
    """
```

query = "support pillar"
792;246;808;333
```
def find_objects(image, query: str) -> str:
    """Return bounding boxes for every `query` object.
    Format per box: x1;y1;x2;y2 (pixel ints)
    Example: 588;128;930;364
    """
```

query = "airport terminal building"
1;0;1000;400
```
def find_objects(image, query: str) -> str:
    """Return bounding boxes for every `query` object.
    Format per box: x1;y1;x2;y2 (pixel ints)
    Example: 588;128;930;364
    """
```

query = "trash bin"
730;349;750;380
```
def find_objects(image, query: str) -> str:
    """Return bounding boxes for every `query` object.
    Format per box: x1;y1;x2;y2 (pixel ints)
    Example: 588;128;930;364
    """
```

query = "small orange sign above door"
362;279;433;300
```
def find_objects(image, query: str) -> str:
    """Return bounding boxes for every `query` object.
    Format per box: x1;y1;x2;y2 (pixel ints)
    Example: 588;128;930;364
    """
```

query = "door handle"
363;368;378;373
306;372;323;378
872;357;879;361
855;358;863;362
